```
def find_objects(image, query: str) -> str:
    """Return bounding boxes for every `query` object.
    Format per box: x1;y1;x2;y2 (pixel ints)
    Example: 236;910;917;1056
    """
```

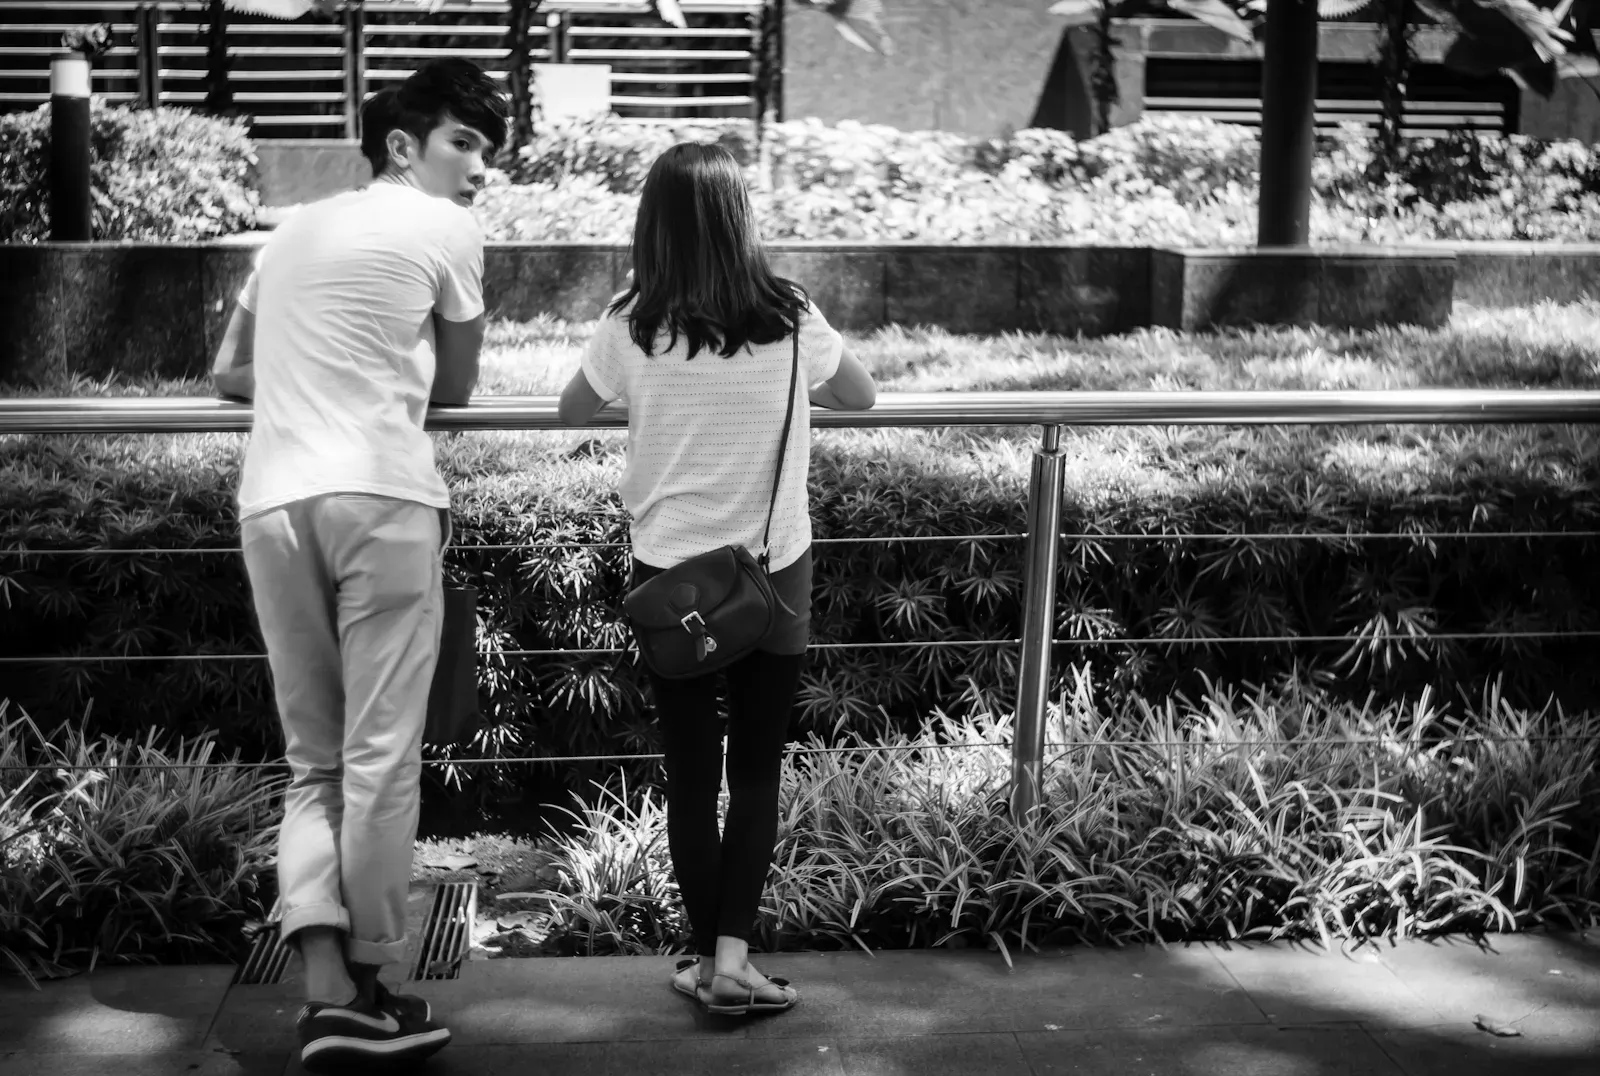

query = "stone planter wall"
20;239;1600;387
1;241;1152;384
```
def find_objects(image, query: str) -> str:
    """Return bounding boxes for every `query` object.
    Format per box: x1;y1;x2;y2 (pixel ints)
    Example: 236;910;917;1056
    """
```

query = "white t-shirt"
235;182;484;520
580;297;844;571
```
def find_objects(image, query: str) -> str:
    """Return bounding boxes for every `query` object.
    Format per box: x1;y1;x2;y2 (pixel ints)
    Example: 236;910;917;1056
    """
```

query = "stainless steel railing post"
1010;424;1065;821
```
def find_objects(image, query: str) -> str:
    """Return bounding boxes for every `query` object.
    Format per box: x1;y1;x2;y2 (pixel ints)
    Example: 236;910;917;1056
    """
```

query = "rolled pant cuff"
346;936;409;967
280;902;351;941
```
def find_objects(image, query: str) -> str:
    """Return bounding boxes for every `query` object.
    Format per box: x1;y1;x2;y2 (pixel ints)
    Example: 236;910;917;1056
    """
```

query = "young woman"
559;142;877;1015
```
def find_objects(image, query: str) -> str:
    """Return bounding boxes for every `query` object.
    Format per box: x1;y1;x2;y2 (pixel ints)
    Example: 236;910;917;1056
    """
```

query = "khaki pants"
242;494;444;967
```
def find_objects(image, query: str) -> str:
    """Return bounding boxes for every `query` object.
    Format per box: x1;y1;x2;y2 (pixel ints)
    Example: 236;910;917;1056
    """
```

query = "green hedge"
0;103;259;242
473;115;1600;244
4;312;1599;814
7;106;1593;244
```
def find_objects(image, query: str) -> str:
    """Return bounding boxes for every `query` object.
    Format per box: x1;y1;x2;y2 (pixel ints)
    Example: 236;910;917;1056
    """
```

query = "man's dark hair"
359;58;509;177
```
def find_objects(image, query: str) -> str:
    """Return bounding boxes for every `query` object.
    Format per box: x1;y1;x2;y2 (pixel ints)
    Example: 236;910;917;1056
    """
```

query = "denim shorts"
631;545;811;656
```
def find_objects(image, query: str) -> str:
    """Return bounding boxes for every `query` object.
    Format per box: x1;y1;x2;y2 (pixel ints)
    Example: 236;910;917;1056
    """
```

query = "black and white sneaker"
297;984;451;1071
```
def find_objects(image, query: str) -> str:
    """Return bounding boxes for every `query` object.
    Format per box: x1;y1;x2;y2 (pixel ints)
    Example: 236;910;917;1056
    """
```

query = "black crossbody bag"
622;331;800;679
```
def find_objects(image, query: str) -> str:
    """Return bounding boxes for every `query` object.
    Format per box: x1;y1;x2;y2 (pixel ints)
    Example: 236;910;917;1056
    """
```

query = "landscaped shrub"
0;103;260;242
0;705;281;984
505;115;752;191
534;680;1600;955
4;311;1600;817
475;113;1600;244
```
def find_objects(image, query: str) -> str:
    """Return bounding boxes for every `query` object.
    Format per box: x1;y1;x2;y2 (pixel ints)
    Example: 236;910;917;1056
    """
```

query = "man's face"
405;115;492;207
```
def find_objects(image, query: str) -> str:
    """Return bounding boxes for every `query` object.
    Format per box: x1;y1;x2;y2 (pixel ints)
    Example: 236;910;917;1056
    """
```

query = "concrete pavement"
1;933;1596;1075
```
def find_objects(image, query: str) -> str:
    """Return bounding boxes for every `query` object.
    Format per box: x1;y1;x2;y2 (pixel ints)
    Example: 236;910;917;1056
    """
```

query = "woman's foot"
670;957;714;1003
706;963;799;1015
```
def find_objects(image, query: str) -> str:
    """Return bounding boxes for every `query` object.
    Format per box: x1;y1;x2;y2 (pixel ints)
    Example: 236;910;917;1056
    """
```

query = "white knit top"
579;296;844;570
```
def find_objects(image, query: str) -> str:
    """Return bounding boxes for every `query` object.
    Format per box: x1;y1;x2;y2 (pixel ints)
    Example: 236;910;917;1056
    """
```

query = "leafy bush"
473;114;1600;244
0;103;260;242
537;680;1600;955
506;115;752;191
5;309;1600;817
0;704;281;984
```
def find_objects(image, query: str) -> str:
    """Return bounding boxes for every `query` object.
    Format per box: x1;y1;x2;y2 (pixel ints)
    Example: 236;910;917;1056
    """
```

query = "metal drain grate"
234;902;292;986
410;881;477;981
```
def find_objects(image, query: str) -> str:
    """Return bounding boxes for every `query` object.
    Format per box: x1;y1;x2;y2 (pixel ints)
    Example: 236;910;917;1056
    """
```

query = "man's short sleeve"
799;300;843;388
434;213;485;323
237;245;265;313
579;307;629;403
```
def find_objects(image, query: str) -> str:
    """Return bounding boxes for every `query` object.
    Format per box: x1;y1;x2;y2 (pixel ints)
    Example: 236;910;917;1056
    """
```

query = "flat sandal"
670;958;712;1005
706;971;798;1016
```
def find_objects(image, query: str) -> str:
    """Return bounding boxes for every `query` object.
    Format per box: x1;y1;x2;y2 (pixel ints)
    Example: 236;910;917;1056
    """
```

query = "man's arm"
210;301;256;400
431;312;484;406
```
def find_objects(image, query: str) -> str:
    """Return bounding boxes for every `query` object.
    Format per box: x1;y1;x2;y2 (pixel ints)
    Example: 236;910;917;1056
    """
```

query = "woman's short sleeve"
798;300;844;388
580;307;629;403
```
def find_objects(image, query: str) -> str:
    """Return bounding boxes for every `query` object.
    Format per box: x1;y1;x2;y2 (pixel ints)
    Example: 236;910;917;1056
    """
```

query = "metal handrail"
9;388;1600;816
7;388;1600;435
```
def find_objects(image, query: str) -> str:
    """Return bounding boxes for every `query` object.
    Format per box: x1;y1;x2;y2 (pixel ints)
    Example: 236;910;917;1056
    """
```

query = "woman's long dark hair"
609;142;807;359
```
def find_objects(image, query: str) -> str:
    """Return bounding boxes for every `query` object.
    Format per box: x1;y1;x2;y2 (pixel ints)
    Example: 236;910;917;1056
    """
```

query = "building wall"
1520;78;1600;144
782;10;1600;144
780;0;1085;137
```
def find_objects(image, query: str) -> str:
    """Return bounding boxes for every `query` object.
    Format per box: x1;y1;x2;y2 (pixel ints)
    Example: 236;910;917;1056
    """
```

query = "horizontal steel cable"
4;734;1597;774
6;629;1598;664
4;531;1598;557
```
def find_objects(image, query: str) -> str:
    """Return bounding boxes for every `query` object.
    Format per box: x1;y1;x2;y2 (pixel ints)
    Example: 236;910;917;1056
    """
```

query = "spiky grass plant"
6;305;1600;809
0;704;282;984
539;676;1600;957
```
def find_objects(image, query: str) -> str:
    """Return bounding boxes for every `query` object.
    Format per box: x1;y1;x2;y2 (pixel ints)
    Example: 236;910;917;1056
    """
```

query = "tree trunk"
1257;0;1319;246
1091;5;1119;135
506;0;539;156
752;0;780;189
204;0;232;114
1373;0;1414;179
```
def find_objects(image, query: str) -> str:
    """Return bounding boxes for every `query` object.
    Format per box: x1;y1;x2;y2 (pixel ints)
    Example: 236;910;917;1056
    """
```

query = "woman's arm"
808;346;876;410
559;368;609;425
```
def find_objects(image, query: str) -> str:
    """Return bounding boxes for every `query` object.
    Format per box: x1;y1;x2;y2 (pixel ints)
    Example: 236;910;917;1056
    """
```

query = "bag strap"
758;326;801;572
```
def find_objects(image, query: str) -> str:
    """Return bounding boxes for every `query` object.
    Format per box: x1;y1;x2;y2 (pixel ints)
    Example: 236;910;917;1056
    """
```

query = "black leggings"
647;649;804;956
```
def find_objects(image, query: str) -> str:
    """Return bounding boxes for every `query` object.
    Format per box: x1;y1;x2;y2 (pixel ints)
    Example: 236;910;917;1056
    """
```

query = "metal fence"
6;388;1600;816
0;0;763;138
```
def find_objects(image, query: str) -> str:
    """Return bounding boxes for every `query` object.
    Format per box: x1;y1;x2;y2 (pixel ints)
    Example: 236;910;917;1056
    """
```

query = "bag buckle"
679;611;718;658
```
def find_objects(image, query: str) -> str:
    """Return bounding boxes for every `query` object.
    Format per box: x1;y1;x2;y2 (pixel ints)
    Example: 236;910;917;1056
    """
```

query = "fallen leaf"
1474;1015;1523;1038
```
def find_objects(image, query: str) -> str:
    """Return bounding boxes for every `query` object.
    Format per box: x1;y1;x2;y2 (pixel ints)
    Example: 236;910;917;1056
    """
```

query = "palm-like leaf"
795;0;895;56
1168;0;1256;41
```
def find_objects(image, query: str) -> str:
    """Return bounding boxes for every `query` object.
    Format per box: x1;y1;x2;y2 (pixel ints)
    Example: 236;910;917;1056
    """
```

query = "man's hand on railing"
213;365;255;402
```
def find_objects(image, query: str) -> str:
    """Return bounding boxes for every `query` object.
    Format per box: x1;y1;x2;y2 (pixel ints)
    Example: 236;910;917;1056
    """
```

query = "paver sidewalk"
1;933;1596;1076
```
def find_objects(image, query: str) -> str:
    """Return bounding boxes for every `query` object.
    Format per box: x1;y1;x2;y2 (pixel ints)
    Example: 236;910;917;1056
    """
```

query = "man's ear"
385;128;416;172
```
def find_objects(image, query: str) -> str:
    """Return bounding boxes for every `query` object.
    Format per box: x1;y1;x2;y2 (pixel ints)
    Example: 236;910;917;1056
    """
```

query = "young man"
210;59;506;1072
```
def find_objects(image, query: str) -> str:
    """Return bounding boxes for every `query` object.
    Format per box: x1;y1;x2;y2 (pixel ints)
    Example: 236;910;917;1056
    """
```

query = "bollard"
548;11;568;64
1010;424;1065;821
49;50;92;242
343;2;366;141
